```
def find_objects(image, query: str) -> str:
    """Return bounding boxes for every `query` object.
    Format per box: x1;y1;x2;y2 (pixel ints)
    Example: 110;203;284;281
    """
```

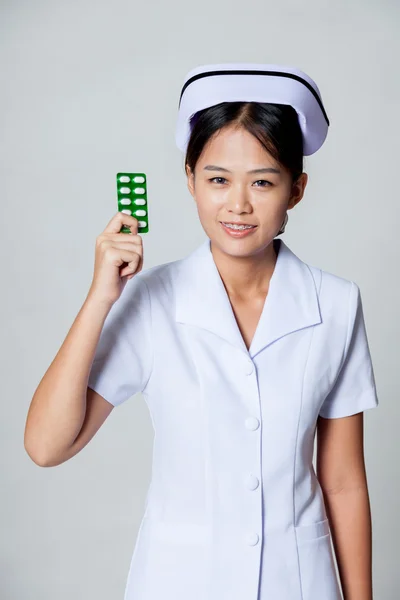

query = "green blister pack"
116;172;149;234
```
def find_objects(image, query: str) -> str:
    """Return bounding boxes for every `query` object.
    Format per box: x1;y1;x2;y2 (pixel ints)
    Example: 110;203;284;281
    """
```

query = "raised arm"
24;212;143;467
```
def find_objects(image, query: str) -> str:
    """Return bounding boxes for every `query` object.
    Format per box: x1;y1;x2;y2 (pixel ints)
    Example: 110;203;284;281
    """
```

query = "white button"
120;187;131;194
245;417;260;431
119;176;130;183
245;474;260;490
121;209;132;215
134;209;147;217
120;198;131;205
133;187;145;194
134;199;146;205
245;359;254;375
133;176;145;183
246;532;259;546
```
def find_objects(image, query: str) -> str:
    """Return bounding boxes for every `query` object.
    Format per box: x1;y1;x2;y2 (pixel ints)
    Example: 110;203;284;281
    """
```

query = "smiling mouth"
220;222;257;230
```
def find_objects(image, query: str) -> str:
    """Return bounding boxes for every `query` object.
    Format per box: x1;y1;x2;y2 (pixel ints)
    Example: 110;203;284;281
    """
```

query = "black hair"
185;102;304;183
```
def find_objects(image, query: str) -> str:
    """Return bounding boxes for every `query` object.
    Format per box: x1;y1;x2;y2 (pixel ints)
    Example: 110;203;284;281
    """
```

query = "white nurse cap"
175;63;329;156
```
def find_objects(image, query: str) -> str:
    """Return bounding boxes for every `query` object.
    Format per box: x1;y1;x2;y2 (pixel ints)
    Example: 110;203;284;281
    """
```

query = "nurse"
25;64;379;600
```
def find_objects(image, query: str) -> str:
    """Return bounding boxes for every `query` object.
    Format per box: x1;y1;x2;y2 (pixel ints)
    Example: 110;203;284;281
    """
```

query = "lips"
220;221;258;238
221;221;256;226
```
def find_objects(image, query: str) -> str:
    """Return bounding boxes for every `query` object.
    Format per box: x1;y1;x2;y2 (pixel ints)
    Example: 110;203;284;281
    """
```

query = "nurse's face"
186;125;308;257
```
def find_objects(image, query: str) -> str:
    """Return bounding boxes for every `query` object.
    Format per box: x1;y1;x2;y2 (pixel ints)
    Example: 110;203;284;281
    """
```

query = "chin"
211;232;274;259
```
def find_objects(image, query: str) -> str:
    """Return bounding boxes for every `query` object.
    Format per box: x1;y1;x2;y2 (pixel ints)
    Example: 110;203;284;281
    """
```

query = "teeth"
223;222;254;230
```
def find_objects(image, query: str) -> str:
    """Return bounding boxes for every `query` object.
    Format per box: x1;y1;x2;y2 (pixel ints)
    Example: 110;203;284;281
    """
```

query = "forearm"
24;292;113;465
322;484;373;600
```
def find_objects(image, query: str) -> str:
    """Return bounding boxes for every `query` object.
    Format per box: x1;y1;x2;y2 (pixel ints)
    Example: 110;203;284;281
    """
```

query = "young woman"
25;64;379;600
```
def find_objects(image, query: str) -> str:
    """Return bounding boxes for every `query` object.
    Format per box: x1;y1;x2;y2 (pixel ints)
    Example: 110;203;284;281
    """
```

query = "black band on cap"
179;69;329;126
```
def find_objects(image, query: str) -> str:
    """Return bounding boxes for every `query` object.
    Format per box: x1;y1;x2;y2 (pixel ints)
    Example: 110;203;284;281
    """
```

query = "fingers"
96;236;142;252
89;212;144;306
99;241;142;254
101;246;141;268
103;212;139;235
97;233;142;245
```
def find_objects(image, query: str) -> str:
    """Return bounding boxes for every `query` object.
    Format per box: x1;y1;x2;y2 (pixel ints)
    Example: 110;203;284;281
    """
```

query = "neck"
210;239;279;298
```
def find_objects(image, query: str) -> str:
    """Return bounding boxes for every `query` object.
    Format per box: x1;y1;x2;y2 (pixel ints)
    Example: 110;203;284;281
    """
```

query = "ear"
186;164;195;198
288;172;308;210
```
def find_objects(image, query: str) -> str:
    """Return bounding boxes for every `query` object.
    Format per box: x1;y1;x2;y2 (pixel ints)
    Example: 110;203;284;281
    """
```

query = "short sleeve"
87;275;153;407
319;281;379;419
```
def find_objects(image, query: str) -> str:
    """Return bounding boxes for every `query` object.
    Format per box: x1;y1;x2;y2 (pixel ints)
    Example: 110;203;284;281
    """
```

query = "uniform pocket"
295;519;342;600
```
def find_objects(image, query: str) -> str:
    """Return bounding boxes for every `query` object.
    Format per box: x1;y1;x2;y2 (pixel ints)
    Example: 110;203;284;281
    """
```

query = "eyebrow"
203;165;281;174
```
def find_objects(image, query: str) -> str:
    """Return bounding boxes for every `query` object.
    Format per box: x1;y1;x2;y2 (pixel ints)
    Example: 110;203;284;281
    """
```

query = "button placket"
239;353;262;551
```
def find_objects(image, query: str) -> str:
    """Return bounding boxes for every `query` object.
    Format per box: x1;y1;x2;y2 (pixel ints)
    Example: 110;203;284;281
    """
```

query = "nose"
225;187;252;214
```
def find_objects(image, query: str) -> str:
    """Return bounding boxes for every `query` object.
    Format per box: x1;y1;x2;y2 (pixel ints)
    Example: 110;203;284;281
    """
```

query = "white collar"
175;237;321;358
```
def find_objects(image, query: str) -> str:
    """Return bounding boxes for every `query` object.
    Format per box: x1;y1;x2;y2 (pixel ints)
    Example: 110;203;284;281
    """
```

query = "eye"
254;180;272;187
208;177;272;187
209;177;227;184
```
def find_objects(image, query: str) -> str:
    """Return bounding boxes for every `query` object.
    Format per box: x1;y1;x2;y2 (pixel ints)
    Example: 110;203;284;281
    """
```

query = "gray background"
1;0;398;598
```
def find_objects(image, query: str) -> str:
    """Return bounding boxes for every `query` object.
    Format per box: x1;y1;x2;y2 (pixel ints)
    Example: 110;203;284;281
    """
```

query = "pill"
133;187;145;194
134;209;147;217
138;221;147;228
119;176;131;183
121;209;132;215
120;198;131;205
120;187;131;194
133;176;145;183
134;199;146;205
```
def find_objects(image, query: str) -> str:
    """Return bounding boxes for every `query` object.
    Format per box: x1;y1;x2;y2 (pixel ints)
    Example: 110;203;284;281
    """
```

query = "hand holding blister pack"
87;173;148;307
116;172;149;233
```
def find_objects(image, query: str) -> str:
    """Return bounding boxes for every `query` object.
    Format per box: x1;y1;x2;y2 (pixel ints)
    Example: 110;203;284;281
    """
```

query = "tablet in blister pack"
116;172;149;233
